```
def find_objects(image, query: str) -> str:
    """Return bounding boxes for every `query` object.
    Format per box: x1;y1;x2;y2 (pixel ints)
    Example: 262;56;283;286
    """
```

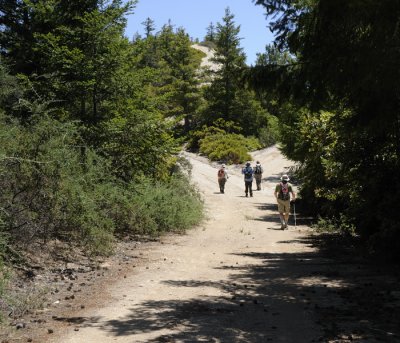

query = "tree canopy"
0;0;205;258
196;7;275;145
253;0;400;258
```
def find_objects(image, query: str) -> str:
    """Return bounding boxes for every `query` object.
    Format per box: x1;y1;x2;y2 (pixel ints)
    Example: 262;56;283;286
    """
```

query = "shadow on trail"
104;235;400;342
90;232;400;342
255;203;277;211
263;174;281;183
263;173;301;186
63;235;400;342
93;253;326;342
254;202;314;227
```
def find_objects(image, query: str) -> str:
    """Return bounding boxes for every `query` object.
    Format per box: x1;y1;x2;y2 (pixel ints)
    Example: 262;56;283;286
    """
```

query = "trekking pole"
293;201;297;229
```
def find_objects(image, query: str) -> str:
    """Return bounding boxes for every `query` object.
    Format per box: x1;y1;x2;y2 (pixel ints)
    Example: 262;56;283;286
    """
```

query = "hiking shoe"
250;194;253;197
281;224;285;230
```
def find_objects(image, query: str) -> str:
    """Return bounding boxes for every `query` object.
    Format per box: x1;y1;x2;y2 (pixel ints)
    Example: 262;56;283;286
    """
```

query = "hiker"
241;162;254;197
253;161;264;191
274;174;296;229
217;164;229;193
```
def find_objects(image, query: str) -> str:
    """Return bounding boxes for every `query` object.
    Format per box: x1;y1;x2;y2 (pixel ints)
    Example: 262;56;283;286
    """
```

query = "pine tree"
0;0;138;126
131;24;203;134
205;22;216;43
201;8;268;136
142;17;155;37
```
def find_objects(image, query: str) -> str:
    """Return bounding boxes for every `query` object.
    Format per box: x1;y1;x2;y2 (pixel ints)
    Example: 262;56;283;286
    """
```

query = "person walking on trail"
253;161;264;191
217;164;229;194
242;162;254;197
274;174;296;230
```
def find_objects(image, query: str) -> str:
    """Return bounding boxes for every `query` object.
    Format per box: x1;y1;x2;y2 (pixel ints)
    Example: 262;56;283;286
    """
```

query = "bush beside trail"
199;132;260;164
187;118;276;165
0;113;204;258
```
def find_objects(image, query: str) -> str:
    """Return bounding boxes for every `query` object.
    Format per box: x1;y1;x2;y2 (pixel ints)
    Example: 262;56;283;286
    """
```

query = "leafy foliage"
258;114;280;147
0;35;204;258
199;131;260;164
197;7;274;143
132;175;204;234
101;105;177;182
1;0;137;124
254;0;400;259
130;23;204;134
0;222;9;322
0;110;203;255
0;112;114;254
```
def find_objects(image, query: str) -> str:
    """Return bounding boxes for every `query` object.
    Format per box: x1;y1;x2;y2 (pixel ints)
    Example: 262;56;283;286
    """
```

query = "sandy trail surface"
51;146;324;342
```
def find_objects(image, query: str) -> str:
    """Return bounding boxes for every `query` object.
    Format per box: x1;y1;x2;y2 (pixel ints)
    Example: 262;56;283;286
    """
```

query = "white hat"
281;174;290;181
222;164;225;168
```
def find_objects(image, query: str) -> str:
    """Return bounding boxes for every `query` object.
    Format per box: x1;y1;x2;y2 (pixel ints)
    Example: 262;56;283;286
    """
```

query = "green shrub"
258;114;280;147
100;107;177;183
0;111;205;257
199;133;260;164
6;284;48;319
199;40;217;50
312;214;356;236
187;119;242;151
0;113;117;255
132;174;204;234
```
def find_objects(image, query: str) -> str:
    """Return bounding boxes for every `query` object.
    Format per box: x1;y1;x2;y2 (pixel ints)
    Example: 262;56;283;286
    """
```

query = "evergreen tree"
142;17;155;37
205;22;216;43
200;8;269;136
0;0;205;261
131;24;203;134
254;0;400;257
0;0;179;181
1;0;138;126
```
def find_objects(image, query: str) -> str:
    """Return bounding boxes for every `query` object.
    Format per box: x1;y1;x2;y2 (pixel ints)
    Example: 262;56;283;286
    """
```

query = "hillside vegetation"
0;2;279;320
252;0;400;261
0;0;399;328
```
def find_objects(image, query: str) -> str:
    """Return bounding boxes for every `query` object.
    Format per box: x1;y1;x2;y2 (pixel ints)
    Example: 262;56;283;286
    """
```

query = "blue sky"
124;0;275;65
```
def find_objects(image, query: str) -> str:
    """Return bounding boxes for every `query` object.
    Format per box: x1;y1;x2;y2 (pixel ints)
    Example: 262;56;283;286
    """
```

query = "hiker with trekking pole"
274;174;296;230
241;162;254;197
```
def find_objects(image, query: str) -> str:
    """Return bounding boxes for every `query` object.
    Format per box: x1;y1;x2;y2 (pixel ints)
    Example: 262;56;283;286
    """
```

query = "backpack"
254;165;262;174
244;167;252;179
218;168;225;178
279;183;290;201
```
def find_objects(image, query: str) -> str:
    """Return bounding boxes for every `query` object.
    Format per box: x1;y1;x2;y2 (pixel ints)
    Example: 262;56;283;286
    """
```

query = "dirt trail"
12;145;392;343
47;146;329;342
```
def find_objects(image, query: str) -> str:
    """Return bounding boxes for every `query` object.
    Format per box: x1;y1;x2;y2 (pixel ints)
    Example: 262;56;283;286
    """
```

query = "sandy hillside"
191;43;220;72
